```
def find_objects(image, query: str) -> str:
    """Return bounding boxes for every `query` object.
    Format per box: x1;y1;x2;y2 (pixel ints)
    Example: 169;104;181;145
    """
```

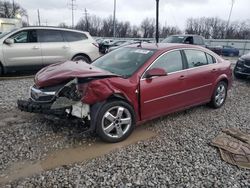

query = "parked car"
107;40;151;52
161;34;206;47
98;39;114;54
221;45;239;57
18;43;232;143
0;26;100;75
234;52;250;79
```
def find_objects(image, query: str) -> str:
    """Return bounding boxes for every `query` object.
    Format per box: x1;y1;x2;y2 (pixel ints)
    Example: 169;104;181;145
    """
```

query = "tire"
72;55;90;64
96;100;135;143
209;81;228;109
0;65;3;76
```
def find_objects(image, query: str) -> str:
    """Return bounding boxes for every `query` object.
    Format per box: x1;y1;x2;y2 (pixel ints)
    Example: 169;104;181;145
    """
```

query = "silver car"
0;26;100;75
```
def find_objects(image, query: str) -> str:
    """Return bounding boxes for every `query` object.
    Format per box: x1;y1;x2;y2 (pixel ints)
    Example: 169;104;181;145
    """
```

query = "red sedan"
18;43;232;142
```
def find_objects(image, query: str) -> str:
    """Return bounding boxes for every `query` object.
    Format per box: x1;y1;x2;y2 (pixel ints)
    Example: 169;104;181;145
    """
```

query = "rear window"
38;30;64;42
62;31;88;42
184;50;208;68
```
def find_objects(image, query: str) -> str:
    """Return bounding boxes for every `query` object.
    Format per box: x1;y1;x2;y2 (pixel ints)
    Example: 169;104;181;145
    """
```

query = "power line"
113;0;116;37
37;9;41;26
225;0;236;38
68;0;77;28
84;8;89;31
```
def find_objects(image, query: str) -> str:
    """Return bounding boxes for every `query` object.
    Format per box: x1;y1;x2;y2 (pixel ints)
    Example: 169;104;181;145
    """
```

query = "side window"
62;31;87;42
184;50;208;68
10;31;28;43
206;53;216;64
150;51;183;74
9;30;37;43
194;36;203;45
38;30;64;42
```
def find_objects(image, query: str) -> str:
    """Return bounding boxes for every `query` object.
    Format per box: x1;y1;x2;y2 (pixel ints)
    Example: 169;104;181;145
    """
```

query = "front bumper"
234;60;250;76
17;99;66;116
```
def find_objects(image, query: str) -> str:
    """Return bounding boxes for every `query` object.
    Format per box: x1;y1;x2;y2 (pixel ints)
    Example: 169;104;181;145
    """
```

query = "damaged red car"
18;43;232;142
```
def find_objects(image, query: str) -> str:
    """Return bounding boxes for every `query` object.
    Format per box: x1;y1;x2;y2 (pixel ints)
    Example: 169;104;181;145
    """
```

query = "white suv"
0;26;100;75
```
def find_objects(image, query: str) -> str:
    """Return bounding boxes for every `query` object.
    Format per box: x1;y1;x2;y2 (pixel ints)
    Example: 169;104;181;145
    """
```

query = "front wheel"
96;100;135;143
209;81;228;109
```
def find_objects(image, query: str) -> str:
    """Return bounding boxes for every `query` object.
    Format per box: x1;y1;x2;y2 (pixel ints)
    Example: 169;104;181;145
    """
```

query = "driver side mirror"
145;68;167;79
4;38;14;45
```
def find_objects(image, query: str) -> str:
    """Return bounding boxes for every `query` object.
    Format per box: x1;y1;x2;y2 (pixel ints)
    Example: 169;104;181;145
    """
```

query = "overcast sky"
15;0;250;30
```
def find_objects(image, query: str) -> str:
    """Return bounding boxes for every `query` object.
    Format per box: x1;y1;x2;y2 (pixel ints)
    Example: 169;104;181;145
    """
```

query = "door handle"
178;75;186;80
32;46;39;50
62;45;70;49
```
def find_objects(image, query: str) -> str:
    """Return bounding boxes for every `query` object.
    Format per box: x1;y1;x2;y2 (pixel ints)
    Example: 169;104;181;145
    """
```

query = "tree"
141;18;155;38
0;0;27;18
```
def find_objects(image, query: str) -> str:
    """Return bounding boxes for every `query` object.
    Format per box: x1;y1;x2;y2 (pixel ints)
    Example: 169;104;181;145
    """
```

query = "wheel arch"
0;61;5;75
89;93;135;133
71;53;91;62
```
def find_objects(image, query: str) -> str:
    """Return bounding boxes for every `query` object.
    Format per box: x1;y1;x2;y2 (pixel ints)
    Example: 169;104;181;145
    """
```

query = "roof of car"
19;26;89;34
127;43;205;51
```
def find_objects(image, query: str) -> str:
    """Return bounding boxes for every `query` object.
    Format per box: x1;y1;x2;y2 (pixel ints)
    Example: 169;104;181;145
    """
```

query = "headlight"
237;58;245;66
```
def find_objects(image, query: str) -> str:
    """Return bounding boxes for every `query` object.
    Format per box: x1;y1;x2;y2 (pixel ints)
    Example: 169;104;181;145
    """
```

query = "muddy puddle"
0;126;157;184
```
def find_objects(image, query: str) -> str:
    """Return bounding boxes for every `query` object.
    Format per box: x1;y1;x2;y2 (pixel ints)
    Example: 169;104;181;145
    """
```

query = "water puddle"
0;126;156;184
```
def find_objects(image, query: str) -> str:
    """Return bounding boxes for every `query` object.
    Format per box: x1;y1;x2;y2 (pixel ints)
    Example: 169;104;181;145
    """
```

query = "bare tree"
0;0;27;18
141;18;155;38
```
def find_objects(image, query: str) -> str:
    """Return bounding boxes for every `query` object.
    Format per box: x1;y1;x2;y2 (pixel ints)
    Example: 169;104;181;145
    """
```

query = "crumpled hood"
35;60;117;88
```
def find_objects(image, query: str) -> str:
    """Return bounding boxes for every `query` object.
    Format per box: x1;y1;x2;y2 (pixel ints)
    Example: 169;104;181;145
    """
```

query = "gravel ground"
0;73;250;187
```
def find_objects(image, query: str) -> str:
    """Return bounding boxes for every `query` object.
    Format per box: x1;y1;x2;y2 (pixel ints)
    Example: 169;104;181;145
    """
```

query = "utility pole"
84;8;89;31
113;0;116;38
37;9;41;26
156;0;159;43
69;0;76;28
225;0;235;39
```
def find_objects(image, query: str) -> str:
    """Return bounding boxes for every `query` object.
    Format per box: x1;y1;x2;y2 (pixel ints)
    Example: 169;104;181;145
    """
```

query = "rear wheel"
209;81;228;109
0;64;3;76
72;55;90;64
96;100;135;143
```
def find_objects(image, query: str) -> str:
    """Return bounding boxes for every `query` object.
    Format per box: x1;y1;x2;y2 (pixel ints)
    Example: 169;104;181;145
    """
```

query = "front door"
3;29;42;68
140;50;188;120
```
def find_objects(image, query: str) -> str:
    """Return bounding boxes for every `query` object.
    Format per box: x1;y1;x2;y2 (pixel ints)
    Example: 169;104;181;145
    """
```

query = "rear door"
140;50;188;120
182;49;217;106
3;29;42;68
37;29;71;65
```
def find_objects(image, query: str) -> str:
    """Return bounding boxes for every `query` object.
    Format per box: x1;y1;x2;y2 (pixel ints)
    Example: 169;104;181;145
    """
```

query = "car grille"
244;60;250;67
30;86;56;102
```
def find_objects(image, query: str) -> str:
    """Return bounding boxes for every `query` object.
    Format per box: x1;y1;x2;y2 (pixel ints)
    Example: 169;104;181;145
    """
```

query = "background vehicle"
98;39;114;54
100;40;128;54
161;34;206;47
0;26;100;75
18;43;232;143
234;52;250;79
221;45;239;57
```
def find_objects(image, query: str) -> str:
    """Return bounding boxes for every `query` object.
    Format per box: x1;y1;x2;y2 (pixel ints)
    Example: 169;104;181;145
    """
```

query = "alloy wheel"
215;84;226;106
101;106;132;139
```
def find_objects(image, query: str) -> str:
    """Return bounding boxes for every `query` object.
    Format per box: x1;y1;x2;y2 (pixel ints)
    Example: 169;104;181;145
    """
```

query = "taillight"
92;43;99;48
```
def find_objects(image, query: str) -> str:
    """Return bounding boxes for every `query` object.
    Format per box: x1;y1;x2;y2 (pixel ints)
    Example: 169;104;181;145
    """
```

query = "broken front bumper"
17;83;90;119
17;99;66;116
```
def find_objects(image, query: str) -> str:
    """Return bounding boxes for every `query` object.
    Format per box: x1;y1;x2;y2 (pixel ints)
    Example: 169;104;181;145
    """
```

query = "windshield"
92;47;155;77
162;36;186;43
0;28;17;39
